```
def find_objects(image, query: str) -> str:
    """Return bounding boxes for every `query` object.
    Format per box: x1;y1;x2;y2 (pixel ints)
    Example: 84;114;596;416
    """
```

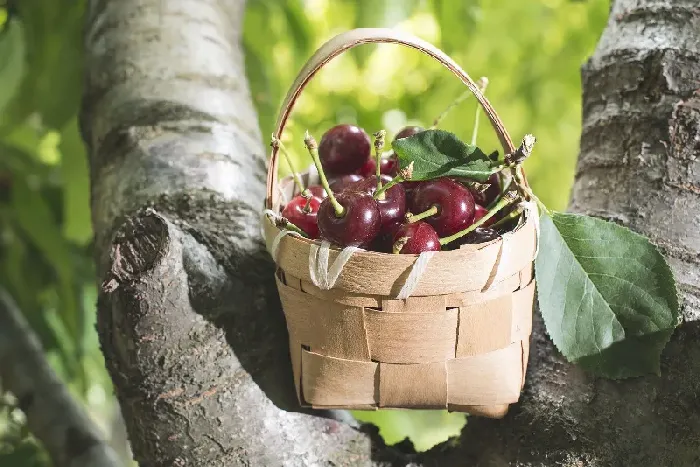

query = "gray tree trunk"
81;0;700;466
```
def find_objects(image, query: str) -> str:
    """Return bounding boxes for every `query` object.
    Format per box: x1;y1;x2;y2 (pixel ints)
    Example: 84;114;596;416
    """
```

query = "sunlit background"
0;0;608;463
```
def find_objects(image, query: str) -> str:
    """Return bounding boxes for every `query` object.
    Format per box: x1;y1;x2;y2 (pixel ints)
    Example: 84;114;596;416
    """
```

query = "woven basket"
263;28;537;418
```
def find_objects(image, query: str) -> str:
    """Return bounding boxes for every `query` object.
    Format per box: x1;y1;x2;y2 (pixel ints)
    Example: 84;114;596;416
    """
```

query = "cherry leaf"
392;129;500;182
535;211;680;379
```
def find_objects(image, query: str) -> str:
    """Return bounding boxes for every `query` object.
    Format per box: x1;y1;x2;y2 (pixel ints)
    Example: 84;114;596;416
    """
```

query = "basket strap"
266;28;516;209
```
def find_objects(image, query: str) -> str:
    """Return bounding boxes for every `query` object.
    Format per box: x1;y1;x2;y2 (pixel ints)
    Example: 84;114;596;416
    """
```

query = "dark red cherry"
458;227;500;245
412;177;475;237
392;221;441;254
348;176;406;232
356;155;399;177
403;181;426;209
282;195;321;239
357;158;377;178
394;126;424;141
319;124;371;175
329;174;364;194
469;173;501;206
317;191;381;247
307;185;327;199
380;153;399;176
473;204;496;227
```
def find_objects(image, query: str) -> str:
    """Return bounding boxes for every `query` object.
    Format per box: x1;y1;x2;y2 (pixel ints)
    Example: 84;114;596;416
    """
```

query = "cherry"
380;153;399;176
319;124;371;175
357;158;376;178
281;195;321;239
317;191;381;247
394;126;424;141
306;185;328;199
411;178;475;237
392;221;441;254
403;181;426;207
469;173;501;206
356;155;399;177
348;175;406;232
329;174;364;194
473;204;496;227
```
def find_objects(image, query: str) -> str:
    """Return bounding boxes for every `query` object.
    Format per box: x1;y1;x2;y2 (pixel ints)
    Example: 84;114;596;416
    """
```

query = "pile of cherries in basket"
279;124;518;254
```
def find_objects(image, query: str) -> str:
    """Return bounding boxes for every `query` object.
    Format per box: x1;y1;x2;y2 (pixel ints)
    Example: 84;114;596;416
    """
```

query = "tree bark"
82;0;700;466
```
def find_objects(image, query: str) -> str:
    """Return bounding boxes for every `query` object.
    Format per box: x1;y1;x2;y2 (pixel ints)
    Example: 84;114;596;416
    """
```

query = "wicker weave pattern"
276;266;534;413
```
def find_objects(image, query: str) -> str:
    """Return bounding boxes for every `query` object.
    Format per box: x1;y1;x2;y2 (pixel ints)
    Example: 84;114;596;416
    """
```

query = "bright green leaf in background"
0;20;25;114
0;0;85;130
392;129;500;181
535;212;679;379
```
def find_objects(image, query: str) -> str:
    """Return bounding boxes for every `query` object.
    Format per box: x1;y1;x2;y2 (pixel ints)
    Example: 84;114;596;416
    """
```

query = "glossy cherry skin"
411;177;475;237
317;191;381;247
357;158;376;178
380;153;399;176
394;125;424;141
393;221;441;254
319;124;371;175
469;173;501;206
348;175;406;232
356;155;400;177
329;174;364;194
403;181;426;208
281;195;321;239
473;204;496;227
306;185;328;199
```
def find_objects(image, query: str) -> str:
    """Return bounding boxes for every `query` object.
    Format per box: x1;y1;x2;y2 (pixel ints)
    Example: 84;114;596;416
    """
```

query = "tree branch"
0;288;120;467
82;0;700;465
82;0;384;465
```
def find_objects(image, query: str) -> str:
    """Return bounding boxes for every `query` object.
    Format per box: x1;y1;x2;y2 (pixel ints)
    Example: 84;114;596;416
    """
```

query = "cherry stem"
490;204;524;229
284;221;309;238
271;135;307;196
274;217;309;238
373;175;401;199
373;130;386;199
304;131;344;217
302;191;313;213
392;236;409;254
406;205;438;223
470;77;489;146
439;191;518;246
485;175;512;210
430;76;488;129
373;162;413;200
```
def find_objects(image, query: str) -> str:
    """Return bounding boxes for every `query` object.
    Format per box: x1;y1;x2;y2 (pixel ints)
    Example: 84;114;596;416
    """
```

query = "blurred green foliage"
0;0;607;463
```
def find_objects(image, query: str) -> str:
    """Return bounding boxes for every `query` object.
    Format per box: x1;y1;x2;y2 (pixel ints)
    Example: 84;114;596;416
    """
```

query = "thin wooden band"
265;28;516;209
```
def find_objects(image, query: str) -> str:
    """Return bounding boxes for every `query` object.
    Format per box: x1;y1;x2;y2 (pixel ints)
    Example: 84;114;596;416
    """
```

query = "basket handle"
266;28;516;209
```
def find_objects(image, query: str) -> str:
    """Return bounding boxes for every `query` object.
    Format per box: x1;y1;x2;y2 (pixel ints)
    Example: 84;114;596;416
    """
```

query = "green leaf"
11;175;79;341
0;20;25;114
0;0;85;131
391;129;500;182
535;212;680;378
